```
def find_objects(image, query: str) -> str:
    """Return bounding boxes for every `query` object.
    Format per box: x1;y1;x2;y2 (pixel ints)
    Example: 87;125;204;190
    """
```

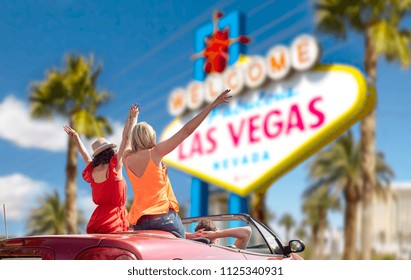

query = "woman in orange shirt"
63;104;139;233
124;89;231;238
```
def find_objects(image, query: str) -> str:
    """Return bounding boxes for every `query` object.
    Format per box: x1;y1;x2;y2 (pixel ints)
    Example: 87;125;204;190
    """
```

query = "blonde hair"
131;122;156;151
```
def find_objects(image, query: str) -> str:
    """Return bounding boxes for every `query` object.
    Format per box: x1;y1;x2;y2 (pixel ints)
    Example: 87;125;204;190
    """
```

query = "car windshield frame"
182;214;286;255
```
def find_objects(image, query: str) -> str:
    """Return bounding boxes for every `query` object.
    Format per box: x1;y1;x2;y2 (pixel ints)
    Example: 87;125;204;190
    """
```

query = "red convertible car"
0;214;305;260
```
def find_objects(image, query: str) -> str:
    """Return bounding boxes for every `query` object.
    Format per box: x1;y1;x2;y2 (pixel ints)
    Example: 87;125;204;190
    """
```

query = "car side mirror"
283;240;305;255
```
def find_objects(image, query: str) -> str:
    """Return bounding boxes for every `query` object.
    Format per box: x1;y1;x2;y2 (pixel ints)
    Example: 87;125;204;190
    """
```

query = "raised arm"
63;124;92;165
116;104;139;170
154;89;231;158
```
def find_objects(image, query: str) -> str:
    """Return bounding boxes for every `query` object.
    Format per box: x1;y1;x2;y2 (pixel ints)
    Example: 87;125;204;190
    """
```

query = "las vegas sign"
161;34;374;197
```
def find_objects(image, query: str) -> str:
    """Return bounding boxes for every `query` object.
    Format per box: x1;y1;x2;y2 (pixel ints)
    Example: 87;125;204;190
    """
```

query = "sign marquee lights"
161;13;374;197
168;35;321;117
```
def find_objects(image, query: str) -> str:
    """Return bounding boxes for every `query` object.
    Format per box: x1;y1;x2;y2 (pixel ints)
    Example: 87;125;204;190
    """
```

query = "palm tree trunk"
65;135;78;234
285;227;290;243
311;225;320;259
317;207;327;260
250;188;266;224
360;25;378;260
343;186;359;260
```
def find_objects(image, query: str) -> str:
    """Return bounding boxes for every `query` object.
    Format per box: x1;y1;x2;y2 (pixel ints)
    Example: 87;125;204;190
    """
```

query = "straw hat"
91;138;117;157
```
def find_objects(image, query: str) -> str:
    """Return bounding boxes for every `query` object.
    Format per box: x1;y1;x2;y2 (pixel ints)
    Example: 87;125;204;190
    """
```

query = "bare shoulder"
122;149;134;163
150;145;163;164
123;149;133;156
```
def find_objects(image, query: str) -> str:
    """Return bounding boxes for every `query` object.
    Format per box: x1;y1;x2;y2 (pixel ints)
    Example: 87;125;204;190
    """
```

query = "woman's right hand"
63;124;92;164
63;124;78;137
129;103;140;119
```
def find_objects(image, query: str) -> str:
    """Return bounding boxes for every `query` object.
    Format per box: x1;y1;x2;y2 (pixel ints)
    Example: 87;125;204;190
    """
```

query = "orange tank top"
126;150;179;225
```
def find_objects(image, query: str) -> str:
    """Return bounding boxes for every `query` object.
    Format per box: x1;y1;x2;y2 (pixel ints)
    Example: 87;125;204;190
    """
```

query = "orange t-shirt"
126;152;179;225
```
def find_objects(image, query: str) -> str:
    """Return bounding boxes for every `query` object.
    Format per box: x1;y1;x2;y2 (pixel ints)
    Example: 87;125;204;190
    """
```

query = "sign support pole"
228;193;249;215
228;193;249;243
190;177;209;217
190;177;209;232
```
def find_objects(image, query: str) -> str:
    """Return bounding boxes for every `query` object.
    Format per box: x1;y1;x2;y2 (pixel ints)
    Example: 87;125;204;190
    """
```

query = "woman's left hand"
211;89;232;108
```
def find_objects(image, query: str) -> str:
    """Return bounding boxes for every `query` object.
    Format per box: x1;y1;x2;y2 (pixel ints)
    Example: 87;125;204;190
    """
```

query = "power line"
117;51;191;99
110;1;311;119
251;15;312;54
247;0;278;18
142;18;313;122
248;2;308;39
108;0;237;83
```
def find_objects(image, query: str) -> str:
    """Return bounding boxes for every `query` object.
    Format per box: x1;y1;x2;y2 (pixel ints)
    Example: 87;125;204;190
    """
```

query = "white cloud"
0;173;47;221
0;95;66;151
0;95;125;153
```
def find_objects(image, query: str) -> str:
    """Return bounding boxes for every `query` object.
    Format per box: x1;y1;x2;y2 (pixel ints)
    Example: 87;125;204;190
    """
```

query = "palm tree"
315;0;411;260
295;223;308;242
29;54;112;234
278;213;296;242
294;222;310;259
27;190;85;235
250;190;276;225
302;184;341;259
250;180;273;224
308;131;361;259
308;131;393;259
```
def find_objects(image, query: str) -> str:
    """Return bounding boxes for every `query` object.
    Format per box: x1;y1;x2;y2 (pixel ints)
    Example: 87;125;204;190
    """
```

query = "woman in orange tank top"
63;104;139;233
124;89;231;238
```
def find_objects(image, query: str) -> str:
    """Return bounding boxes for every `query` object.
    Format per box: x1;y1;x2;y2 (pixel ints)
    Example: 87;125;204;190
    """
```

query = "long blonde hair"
131;122;156;151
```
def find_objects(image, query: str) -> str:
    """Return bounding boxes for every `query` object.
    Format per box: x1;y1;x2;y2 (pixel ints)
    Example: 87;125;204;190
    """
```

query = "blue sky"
0;0;410;238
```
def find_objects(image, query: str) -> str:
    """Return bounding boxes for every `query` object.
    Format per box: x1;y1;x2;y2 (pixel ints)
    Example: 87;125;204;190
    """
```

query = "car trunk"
0;235;103;260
